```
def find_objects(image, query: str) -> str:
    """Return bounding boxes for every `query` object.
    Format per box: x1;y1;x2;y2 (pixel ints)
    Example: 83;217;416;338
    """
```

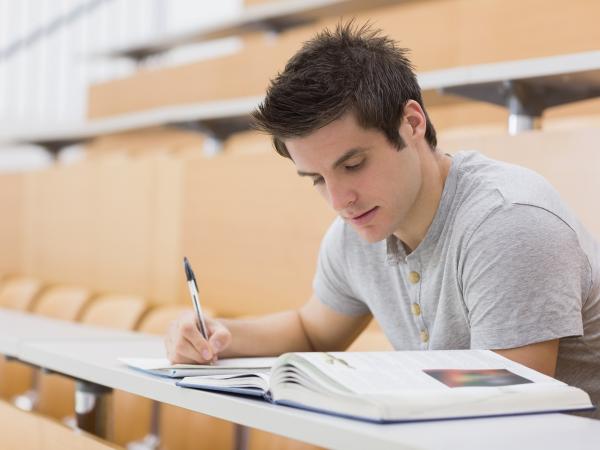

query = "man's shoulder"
443;151;587;258
455;151;560;207
451;151;569;230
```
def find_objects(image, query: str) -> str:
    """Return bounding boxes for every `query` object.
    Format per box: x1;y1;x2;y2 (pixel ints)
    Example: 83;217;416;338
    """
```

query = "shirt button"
420;330;429;343
411;303;421;316
409;271;421;284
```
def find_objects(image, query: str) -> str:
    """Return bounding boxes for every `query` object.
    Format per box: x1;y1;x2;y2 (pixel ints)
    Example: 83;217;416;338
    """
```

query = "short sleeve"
313;218;371;316
462;204;590;349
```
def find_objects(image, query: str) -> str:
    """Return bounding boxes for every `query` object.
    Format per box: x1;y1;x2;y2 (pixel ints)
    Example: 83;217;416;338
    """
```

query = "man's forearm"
219;310;314;358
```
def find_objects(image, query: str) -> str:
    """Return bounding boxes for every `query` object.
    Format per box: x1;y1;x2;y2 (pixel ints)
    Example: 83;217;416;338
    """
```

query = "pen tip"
183;256;192;280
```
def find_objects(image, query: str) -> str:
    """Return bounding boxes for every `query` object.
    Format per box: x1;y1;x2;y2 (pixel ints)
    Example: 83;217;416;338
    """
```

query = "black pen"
183;257;208;340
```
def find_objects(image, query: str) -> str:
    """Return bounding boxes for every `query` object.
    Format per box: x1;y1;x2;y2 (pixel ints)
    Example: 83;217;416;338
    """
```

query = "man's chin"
353;226;388;244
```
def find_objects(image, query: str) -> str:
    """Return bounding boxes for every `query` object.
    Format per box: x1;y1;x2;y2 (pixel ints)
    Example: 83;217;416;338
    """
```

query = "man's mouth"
348;206;379;226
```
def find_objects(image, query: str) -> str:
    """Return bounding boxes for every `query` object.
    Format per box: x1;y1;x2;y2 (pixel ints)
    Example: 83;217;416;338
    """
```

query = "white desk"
0;309;151;357
0;96;263;152
17;338;600;450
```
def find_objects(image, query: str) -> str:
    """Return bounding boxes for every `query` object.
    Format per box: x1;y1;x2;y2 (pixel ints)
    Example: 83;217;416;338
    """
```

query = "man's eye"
345;160;364;171
312;177;324;186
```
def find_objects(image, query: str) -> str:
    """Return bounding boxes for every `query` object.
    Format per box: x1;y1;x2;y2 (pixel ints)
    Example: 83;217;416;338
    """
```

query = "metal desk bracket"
75;379;113;439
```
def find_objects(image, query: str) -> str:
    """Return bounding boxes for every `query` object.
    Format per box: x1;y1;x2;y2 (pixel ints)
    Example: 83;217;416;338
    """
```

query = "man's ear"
407;115;420;131
402;100;427;137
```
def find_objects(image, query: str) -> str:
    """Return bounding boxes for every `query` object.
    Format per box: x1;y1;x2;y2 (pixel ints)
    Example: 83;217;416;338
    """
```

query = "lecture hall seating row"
0;274;392;450
0;276;219;449
88;0;600;134
2;1;600;448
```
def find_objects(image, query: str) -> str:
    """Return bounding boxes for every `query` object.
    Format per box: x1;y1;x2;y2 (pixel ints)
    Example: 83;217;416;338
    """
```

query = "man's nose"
327;180;357;212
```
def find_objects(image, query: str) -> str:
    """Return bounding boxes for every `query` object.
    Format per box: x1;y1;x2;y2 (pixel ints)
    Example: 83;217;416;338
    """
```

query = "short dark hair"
252;21;437;158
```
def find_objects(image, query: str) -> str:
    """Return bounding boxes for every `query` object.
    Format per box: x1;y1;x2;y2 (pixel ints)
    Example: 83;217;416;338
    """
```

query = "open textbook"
171;350;594;423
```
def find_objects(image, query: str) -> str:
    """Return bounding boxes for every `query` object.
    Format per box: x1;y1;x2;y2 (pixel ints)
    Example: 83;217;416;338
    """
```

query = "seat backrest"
32;285;92;321
0;398;124;450
0;276;43;311
136;304;196;335
35;294;148;422
79;294;148;330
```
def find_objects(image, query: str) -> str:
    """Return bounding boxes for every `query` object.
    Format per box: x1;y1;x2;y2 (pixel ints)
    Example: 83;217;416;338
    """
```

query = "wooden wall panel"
427;96;600;141
10;126;600;312
364;0;600;70
149;155;186;304
92;158;155;296
0;174;25;275
21;165;96;287
18;156;185;304
182;151;335;316
223;129;273;155
85;127;205;158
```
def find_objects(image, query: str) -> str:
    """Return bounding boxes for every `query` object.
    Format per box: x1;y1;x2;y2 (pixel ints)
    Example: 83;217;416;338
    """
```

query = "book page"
120;356;276;371
291;350;562;395
120;356;277;377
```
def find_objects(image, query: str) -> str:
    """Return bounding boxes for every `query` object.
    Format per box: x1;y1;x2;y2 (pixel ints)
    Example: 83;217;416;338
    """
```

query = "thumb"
207;320;231;354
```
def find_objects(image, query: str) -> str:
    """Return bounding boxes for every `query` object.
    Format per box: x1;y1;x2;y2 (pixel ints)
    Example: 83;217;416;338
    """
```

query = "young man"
165;23;600;416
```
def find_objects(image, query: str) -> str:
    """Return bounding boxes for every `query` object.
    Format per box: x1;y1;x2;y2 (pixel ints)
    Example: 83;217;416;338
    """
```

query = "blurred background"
0;1;599;449
0;0;242;169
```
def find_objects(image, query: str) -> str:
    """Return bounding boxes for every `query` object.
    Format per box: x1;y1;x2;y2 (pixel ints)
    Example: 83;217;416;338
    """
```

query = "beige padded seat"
0;277;44;399
12;286;93;411
36;294;148;422
79;294;148;329
0;276;43;311
33;285;92;321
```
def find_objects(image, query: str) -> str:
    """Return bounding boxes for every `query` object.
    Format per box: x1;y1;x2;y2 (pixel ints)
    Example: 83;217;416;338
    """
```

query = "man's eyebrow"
297;170;320;178
296;148;368;177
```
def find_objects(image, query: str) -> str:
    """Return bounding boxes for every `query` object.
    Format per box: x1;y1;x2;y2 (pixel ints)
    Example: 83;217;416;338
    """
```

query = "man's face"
285;112;424;243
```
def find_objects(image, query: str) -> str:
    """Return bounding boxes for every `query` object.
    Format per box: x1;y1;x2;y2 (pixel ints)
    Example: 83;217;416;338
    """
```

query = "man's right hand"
165;310;232;364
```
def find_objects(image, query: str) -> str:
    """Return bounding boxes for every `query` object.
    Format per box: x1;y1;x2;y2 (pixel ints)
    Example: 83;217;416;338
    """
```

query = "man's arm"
165;294;371;363
493;339;559;377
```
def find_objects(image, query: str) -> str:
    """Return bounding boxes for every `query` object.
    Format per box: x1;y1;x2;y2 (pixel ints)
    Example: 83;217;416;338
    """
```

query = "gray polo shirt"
314;151;600;417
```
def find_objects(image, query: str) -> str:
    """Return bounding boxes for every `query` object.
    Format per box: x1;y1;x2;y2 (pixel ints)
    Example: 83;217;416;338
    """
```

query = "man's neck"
394;151;452;253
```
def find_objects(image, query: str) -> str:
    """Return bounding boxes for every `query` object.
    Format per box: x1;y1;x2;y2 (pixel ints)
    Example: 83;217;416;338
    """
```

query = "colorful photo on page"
423;369;533;388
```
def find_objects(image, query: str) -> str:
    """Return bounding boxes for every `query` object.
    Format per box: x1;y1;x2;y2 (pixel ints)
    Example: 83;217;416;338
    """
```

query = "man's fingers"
180;336;211;363
164;311;232;364
180;318;214;361
168;333;213;363
165;313;213;363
